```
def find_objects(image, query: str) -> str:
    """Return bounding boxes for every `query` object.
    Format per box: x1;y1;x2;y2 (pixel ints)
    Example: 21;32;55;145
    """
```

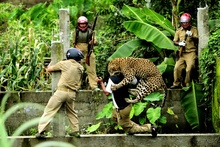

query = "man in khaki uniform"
73;16;99;90
96;73;157;137
36;48;84;138
171;13;198;88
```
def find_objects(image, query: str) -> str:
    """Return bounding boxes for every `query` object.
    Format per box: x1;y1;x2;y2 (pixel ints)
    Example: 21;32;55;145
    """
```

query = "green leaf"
180;81;204;131
139;117;146;125
133;102;147;116
114;124;123;130
158;116;167;124
122;5;175;35
107;39;143;61
129;105;135;119
86;122;102;133
96;102;113;119
143;92;164;102
147;107;161;125
167;107;175;115
96;111;106;120
157;61;167;74
157;57;175;74
123;21;177;50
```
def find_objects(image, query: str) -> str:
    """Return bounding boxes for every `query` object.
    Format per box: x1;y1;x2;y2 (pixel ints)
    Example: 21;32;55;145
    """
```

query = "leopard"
108;57;167;107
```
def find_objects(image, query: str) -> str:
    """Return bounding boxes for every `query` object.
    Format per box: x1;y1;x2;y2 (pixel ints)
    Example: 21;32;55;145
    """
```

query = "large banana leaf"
122;5;175;36
123;20;177;50
107;39;144;61
180;81;205;131
108;5;178;61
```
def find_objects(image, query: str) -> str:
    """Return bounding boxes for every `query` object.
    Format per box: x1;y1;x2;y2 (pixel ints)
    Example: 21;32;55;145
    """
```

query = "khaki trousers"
81;52;98;89
76;43;98;89
112;104;151;133
38;90;78;133
173;51;197;86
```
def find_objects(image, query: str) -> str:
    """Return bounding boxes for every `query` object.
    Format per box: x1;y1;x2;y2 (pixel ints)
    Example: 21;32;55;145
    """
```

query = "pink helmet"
77;16;88;31
77;16;88;24
180;13;191;29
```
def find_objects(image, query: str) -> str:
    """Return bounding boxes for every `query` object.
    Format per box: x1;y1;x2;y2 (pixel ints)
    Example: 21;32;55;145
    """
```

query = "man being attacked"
96;73;157;137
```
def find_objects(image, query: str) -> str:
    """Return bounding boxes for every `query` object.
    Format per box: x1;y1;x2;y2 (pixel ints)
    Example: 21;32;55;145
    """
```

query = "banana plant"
180;81;205;132
108;4;178;61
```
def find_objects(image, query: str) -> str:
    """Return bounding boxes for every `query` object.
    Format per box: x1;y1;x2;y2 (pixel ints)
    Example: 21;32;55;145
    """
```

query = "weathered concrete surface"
0;90;109;135
9;133;220;147
0;89;194;134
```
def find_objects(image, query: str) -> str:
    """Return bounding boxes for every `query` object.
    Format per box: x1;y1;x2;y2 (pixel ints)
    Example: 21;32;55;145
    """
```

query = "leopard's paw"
111;85;118;91
124;98;139;104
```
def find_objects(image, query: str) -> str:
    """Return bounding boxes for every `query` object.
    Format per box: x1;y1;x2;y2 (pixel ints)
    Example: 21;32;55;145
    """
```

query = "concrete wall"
1;90;108;135
0;89;189;135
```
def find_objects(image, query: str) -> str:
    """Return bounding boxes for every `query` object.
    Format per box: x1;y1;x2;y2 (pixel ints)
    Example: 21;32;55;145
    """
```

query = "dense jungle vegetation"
0;0;220;134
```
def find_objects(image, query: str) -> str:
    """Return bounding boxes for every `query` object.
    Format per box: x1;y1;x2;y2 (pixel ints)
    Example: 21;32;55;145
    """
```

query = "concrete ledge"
9;133;220;147
0;89;203;134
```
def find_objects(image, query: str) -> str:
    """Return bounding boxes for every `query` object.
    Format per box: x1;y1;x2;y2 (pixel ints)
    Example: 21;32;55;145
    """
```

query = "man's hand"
124;98;139;104
178;41;186;47
96;77;103;83
186;30;192;36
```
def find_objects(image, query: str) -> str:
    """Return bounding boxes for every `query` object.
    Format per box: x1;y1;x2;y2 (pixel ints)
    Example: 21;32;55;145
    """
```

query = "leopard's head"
108;58;121;76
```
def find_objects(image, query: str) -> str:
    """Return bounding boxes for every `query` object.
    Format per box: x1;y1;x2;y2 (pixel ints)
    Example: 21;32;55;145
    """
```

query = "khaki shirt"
173;26;198;52
51;59;84;91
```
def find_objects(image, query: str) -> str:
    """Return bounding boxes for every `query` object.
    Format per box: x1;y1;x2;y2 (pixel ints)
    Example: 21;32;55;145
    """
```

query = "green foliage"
0;94;44;146
86;122;102;133
200;28;220;106
212;57;220;133
107;39;144;60
180;82;205;131
200;21;220;132
147;107;161;125
108;5;177;61
131;102;148;117
143;92;164;102
95;0;147;78
92;91;166;133
96;102;113;119
122;5;175;35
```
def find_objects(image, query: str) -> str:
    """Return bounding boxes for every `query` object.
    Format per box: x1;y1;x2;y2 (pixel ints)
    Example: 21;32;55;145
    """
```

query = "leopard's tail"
160;84;167;107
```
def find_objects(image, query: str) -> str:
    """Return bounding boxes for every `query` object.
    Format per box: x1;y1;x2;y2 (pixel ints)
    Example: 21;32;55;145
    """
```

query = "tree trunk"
171;0;181;29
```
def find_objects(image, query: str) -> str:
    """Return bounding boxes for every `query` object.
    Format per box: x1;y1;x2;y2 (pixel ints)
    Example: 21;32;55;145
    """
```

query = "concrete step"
8;133;220;147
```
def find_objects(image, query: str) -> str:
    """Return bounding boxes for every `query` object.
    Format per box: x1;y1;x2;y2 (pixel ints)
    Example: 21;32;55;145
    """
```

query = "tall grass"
0;93;75;147
0;93;42;146
0;3;58;91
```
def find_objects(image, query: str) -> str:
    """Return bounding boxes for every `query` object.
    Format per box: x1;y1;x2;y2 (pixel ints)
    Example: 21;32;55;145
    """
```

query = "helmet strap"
78;25;88;31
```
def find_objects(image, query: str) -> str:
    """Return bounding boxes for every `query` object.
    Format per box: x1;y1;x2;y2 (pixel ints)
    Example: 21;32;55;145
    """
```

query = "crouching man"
96;73;157;137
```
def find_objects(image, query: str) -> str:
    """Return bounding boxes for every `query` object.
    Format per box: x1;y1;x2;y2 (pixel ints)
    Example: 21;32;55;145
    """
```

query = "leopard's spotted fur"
108;57;167;107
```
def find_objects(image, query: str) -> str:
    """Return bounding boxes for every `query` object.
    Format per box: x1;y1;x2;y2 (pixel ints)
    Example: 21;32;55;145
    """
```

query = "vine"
199;27;220;131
